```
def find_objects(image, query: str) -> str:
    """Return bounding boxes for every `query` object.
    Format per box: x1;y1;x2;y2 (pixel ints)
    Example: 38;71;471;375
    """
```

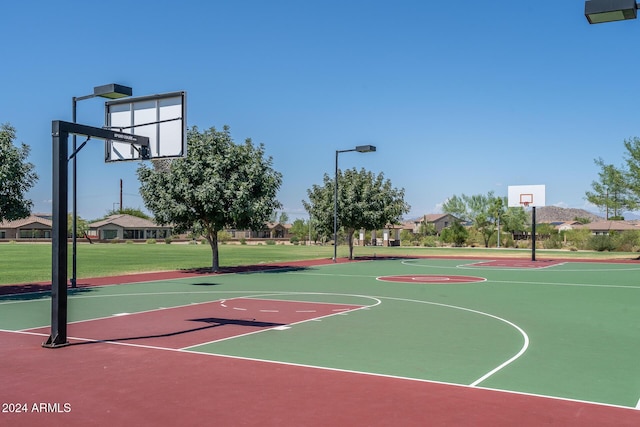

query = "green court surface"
2;257;640;410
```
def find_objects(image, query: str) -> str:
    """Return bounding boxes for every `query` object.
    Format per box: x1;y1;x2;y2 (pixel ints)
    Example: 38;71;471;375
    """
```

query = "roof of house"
88;214;167;229
0;215;53;228
573;220;640;232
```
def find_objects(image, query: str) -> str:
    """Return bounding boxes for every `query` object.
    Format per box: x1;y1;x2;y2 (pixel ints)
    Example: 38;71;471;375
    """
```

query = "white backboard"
104;91;186;162
507;185;546;208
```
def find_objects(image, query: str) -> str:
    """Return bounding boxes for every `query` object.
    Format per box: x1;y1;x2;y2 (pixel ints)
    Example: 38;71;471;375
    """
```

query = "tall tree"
585;157;636;219
137;126;282;271
442;191;506;247
0;123;38;221
303;168;410;260
441;195;468;221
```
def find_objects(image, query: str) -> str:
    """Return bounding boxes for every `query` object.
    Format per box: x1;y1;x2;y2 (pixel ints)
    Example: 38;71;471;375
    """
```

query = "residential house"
226;222;292;242
405;213;460;235
87;214;172;240
571;220;640;235
0;214;53;240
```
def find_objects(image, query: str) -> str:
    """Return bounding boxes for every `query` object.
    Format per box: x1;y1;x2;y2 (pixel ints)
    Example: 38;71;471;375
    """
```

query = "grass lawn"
1;241;638;286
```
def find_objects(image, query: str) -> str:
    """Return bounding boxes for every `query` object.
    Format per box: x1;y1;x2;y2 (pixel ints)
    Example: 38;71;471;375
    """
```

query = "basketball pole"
531;206;536;262
44;121;149;349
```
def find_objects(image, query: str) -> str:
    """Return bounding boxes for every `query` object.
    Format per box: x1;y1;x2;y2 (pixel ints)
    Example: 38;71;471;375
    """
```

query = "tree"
440;220;468;246
441;195;468;222
303;168;410;260
442;192;503;247
0;123;38;221
103;207;151;220
137;126;282;272
289;218;308;244
585;157;636;219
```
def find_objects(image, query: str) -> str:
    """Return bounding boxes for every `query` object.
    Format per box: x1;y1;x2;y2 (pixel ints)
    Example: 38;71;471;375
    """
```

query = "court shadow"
67;316;284;347
0;286;96;302
181;265;311;275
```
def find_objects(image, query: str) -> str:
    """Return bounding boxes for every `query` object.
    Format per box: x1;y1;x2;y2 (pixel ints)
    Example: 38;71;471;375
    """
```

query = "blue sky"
3;1;640;221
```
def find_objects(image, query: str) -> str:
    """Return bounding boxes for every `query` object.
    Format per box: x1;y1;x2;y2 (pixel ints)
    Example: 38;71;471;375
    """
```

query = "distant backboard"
104;91;186;162
507;185;546;208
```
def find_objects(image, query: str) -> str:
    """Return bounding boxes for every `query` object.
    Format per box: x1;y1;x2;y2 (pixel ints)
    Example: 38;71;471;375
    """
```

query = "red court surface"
26;298;363;349
2;330;639;426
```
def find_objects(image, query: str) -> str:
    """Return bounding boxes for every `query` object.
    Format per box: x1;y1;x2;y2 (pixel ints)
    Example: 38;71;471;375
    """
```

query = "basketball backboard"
104;91;186;162
507;185;546;208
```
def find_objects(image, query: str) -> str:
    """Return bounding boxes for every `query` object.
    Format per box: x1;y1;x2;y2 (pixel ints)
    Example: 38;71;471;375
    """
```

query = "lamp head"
355;145;376;153
93;83;133;99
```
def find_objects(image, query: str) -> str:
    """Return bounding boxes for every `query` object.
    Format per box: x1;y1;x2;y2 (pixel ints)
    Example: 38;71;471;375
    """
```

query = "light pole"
71;84;132;288
333;145;376;262
585;0;638;23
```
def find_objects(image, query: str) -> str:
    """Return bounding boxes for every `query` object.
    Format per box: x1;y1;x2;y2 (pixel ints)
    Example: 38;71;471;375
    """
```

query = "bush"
421;236;438;247
164;237;172;244
217;230;231;243
290;236;300;245
126;240;134;244
588;235;615;252
265;239;276;245
613;230;640;252
239;237;247;245
146;239;156;244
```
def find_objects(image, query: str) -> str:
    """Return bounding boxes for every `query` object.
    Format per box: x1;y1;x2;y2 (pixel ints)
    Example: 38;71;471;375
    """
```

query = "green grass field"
1;241;639;285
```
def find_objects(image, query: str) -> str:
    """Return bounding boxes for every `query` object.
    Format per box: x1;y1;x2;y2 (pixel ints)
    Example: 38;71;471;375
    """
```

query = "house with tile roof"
403;213;461;235
0;214;53;240
87;214;172;240
571;220;640;235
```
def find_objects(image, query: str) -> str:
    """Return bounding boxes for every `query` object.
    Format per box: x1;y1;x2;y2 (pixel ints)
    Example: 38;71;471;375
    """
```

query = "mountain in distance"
534;206;603;223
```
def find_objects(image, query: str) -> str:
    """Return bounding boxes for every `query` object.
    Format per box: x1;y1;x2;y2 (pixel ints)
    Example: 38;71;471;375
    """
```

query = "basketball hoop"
521;201;530;208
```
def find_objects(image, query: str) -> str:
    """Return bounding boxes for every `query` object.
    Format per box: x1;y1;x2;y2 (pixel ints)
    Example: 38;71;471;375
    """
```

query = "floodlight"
93;83;133;99
356;145;376;153
585;0;638;24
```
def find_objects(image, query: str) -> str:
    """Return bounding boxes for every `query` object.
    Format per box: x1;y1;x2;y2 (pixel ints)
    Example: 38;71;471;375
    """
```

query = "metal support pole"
333;150;339;262
43;121;70;348
71;97;77;288
531;206;536;262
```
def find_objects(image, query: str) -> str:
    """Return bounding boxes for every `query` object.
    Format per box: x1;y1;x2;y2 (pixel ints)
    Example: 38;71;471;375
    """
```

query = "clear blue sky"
3;1;639;221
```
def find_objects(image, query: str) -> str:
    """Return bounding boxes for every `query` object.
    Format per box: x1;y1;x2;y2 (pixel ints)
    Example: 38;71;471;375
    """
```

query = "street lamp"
333;145;376;262
585;0;638;24
71;83;132;288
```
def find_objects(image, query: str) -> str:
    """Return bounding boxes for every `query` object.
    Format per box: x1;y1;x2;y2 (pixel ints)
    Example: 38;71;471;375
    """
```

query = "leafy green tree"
137;126;282;271
443;192;502;247
0;123;38;221
440;220;468;246
66;213;89;237
441;195;468;221
624;137;640;201
585;158;636;219
289;218;309;243
103;207;151;220
502;206;528;236
303;168;410;260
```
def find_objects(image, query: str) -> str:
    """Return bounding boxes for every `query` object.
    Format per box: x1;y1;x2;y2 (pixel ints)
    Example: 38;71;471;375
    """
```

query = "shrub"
588;235;615;252
146;239;156;244
613;230;640;252
217;230;231;243
239;237;247;245
126;240;134;244
421;236;438;247
164;237;172;244
265;239;276;245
